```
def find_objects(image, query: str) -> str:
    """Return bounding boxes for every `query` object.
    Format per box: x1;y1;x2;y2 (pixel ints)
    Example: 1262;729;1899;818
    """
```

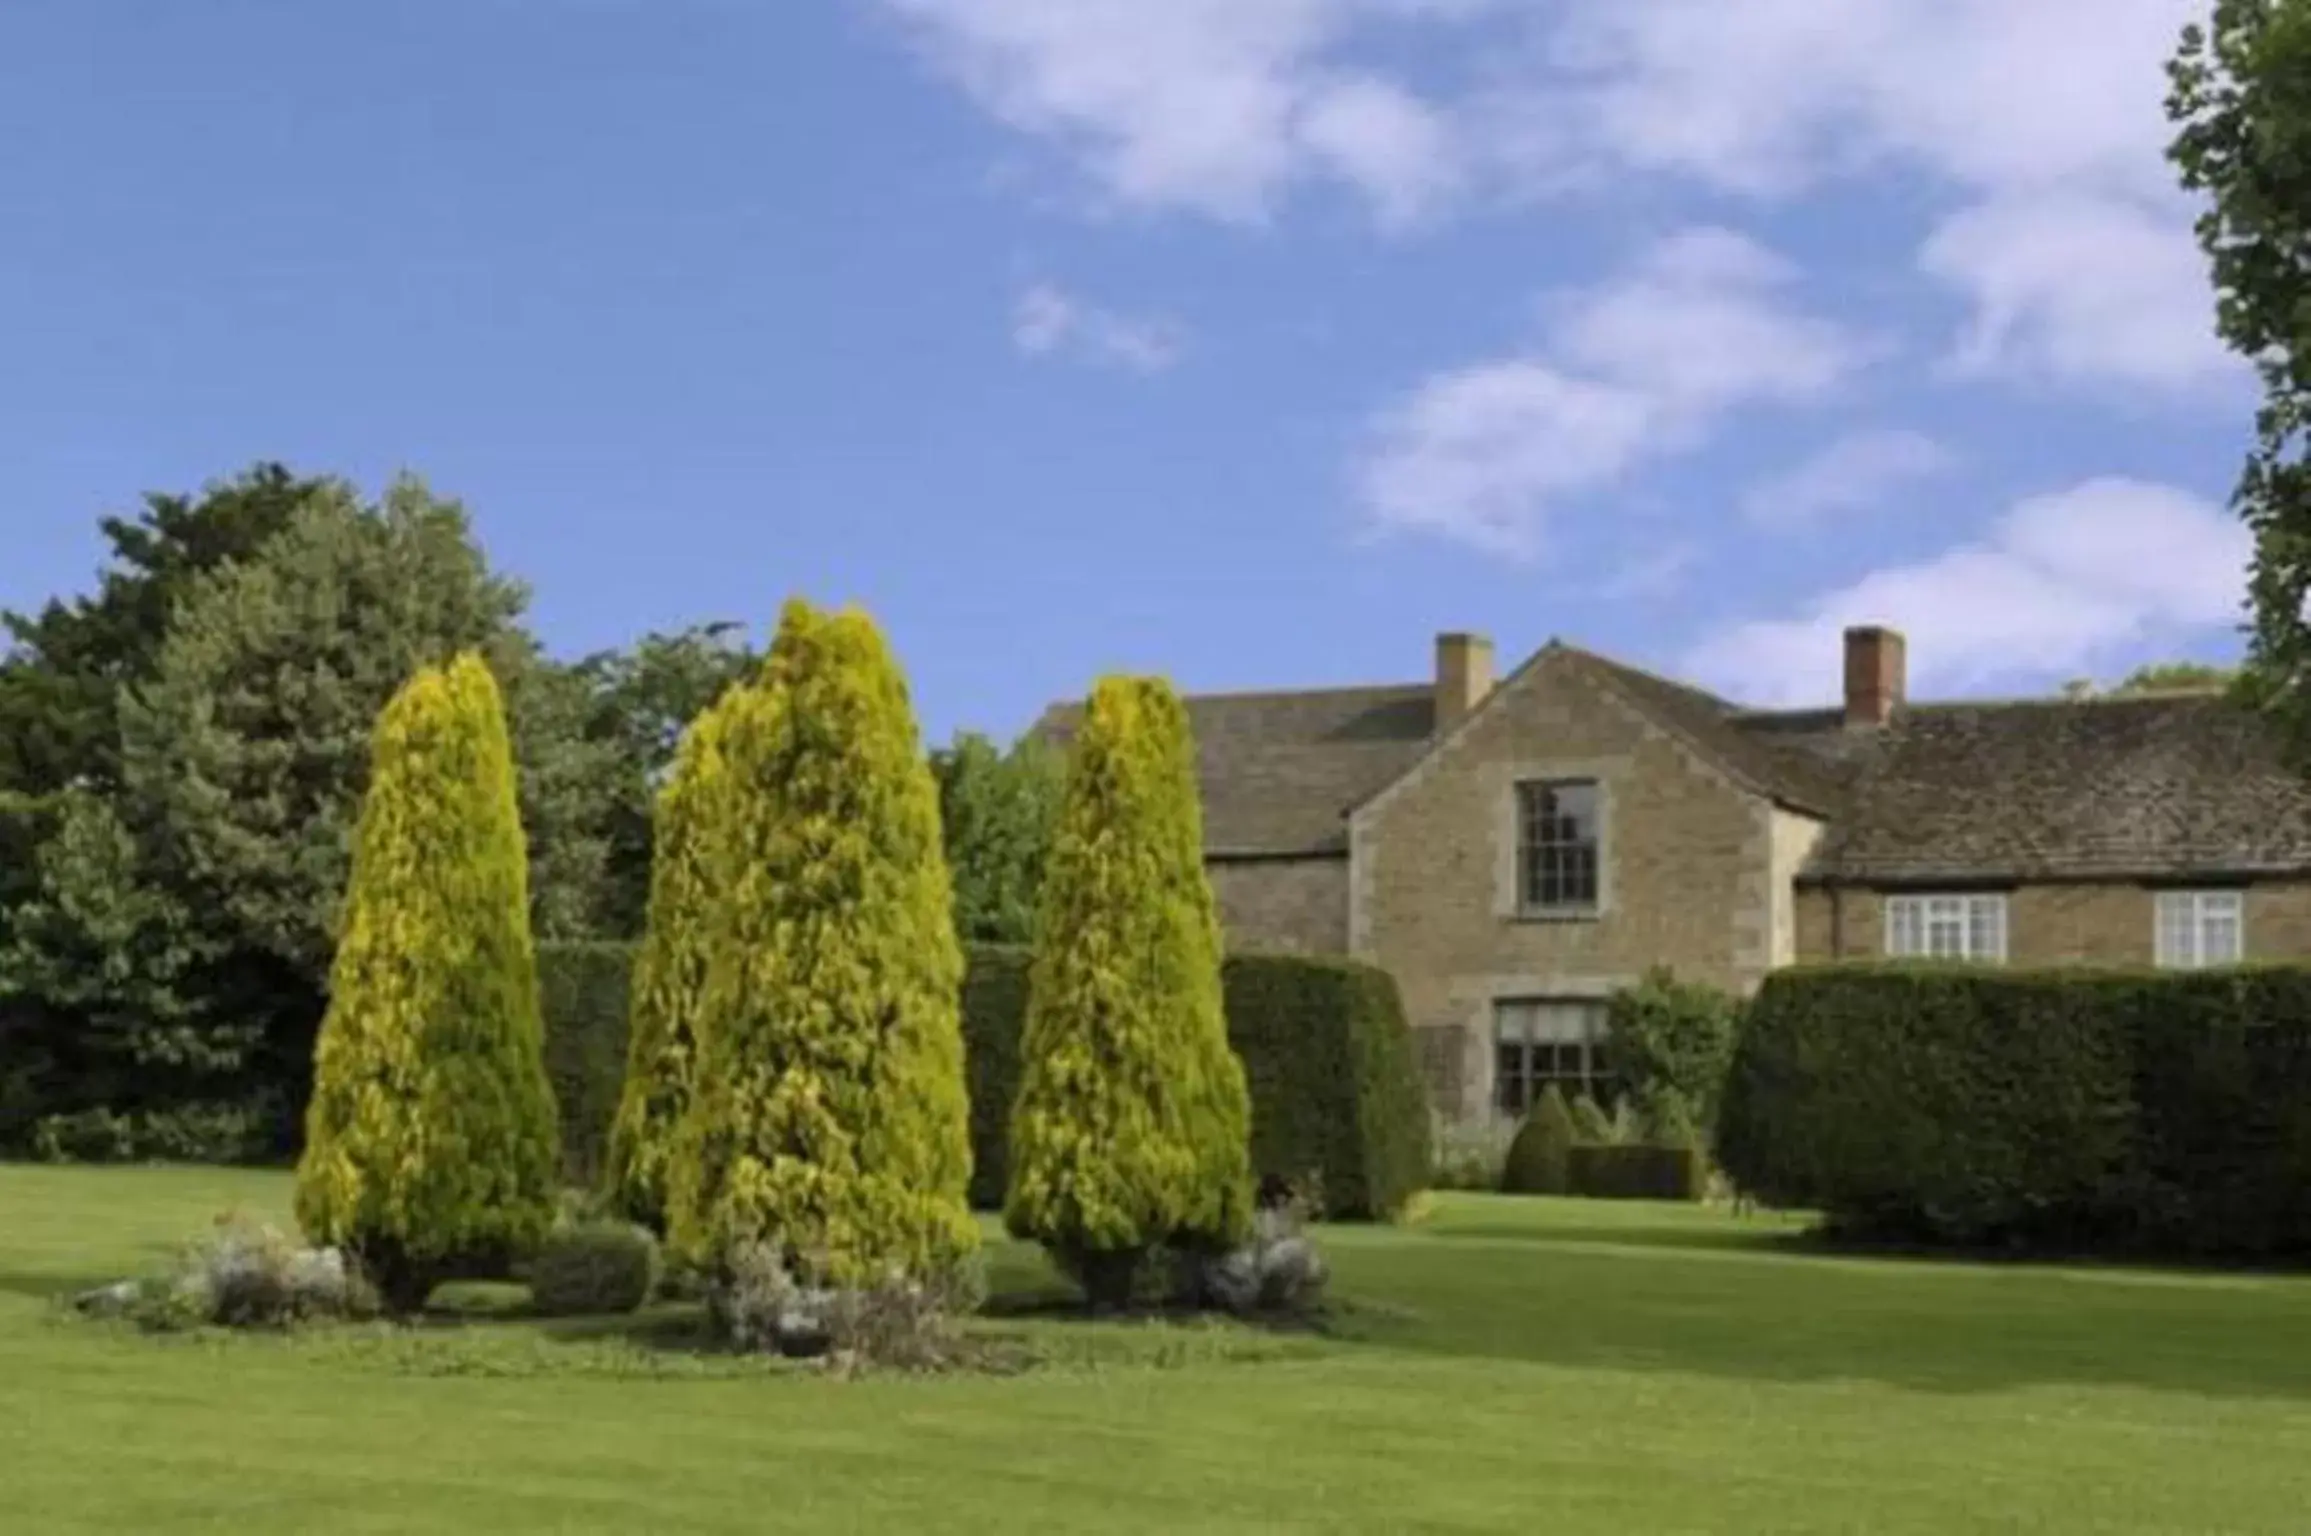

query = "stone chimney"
1843;625;1906;727
1434;631;1495;734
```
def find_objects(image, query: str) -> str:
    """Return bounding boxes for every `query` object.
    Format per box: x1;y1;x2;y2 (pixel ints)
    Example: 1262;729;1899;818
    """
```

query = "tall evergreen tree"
1005;676;1253;1308
604;692;738;1232
295;654;559;1312
664;600;976;1288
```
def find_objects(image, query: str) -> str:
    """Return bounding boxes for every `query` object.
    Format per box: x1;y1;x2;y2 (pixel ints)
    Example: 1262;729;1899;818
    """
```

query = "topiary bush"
604;695;737;1233
665;600;977;1291
1006;676;1254;1309
293;654;561;1314
528;1219;661;1317
1501;1085;1577;1195
537;942;635;1190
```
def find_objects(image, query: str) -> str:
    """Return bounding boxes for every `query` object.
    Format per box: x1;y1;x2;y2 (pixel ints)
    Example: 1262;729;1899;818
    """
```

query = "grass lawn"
5;1166;2311;1532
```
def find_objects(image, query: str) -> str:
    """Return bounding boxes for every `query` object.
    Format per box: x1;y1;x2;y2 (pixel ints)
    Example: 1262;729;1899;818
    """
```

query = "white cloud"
1011;283;1182;372
875;0;1474;225
881;0;2229;394
1359;228;1858;556
1686;477;2248;706
1743;428;1954;533
1921;191;2235;391
1531;0;2224;395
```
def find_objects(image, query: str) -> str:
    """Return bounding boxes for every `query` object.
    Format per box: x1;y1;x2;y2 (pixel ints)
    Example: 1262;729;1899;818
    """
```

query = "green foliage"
1606;966;1743;1136
1501;1085;1576;1196
664;601;977;1289
2168;4;2311;736
294;655;561;1311
1216;953;1431;1221
528;1220;661;1317
932;730;1064;945
2113;660;2239;695
537;942;636;1190
1568;1092;1614;1143
1721;964;2311;1255
1004;676;1254;1302
959;944;1032;1209
0;462;320;803
1567;1144;1708;1202
604;698;735;1231
4;474;626;1157
30;1101;281;1165
572;622;761;938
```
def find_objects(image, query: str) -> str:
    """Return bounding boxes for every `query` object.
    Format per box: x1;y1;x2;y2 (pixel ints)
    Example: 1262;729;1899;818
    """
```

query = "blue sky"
0;0;2257;742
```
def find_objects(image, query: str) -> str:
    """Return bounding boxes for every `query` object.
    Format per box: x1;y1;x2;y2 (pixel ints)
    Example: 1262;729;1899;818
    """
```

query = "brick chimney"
1435;631;1495;734
1843;625;1906;727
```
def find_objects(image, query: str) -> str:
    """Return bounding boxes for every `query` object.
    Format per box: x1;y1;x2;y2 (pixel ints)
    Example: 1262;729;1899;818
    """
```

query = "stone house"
1033;627;2311;1125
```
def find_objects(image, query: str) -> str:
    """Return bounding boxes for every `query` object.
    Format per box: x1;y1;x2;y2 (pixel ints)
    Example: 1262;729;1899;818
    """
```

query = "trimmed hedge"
537;940;1433;1222
1568;1143;1707;1202
961;946;1031;1209
1720;963;2311;1256
963;946;1431;1222
538;942;636;1189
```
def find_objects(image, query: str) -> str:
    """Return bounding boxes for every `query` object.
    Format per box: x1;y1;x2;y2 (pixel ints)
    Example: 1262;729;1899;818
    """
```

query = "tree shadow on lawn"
0;1241;186;1305
1327;1214;2311;1406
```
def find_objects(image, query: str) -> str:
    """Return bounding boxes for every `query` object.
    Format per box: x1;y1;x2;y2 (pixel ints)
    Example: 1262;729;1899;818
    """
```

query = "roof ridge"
1559;644;1742;714
1726;690;2236;723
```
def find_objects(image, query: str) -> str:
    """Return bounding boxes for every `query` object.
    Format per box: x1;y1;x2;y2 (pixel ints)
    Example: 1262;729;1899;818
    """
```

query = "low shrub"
79;1214;379;1331
537;941;636;1189
31;1097;285;1165
1501;1086;1576;1195
528;1219;661;1317
1567;1092;1614;1143
1568;1143;1708;1202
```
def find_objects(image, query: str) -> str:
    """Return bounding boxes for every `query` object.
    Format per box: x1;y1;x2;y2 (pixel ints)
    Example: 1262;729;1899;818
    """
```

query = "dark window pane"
1515;779;1600;910
1495;1043;1527;1117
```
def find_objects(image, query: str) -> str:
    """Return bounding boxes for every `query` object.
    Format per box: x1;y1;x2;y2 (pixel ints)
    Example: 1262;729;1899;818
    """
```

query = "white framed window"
1493;998;1610;1120
1514;779;1601;913
1884;893;2008;963
2155;889;2244;969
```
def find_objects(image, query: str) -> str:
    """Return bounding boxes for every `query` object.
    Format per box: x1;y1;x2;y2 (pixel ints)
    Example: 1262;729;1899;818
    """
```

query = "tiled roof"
1028;658;2311;879
1028;685;1434;856
1736;692;2311;881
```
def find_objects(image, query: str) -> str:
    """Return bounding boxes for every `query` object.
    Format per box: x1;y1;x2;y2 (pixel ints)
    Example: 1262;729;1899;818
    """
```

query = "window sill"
1512;906;1603;925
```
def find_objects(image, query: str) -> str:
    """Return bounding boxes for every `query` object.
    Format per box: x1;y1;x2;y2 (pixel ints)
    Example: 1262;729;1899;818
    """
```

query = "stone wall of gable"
1350;657;1776;1123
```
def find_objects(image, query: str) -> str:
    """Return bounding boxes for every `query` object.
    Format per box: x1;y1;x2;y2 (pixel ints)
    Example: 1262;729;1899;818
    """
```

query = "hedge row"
539;941;1432;1222
1719;963;2311;1257
1568;1144;1708;1202
537;941;636;1190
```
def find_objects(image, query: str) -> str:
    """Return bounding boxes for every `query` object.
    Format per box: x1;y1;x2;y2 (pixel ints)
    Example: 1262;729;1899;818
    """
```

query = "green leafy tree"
1005;676;1254;1308
2170;4;2311;732
603;694;737;1232
0;463;322;803
574;622;761;937
295;655;559;1312
664;601;976;1288
931;729;1065;944
1606;966;1744;1138
1502;1085;1576;1195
